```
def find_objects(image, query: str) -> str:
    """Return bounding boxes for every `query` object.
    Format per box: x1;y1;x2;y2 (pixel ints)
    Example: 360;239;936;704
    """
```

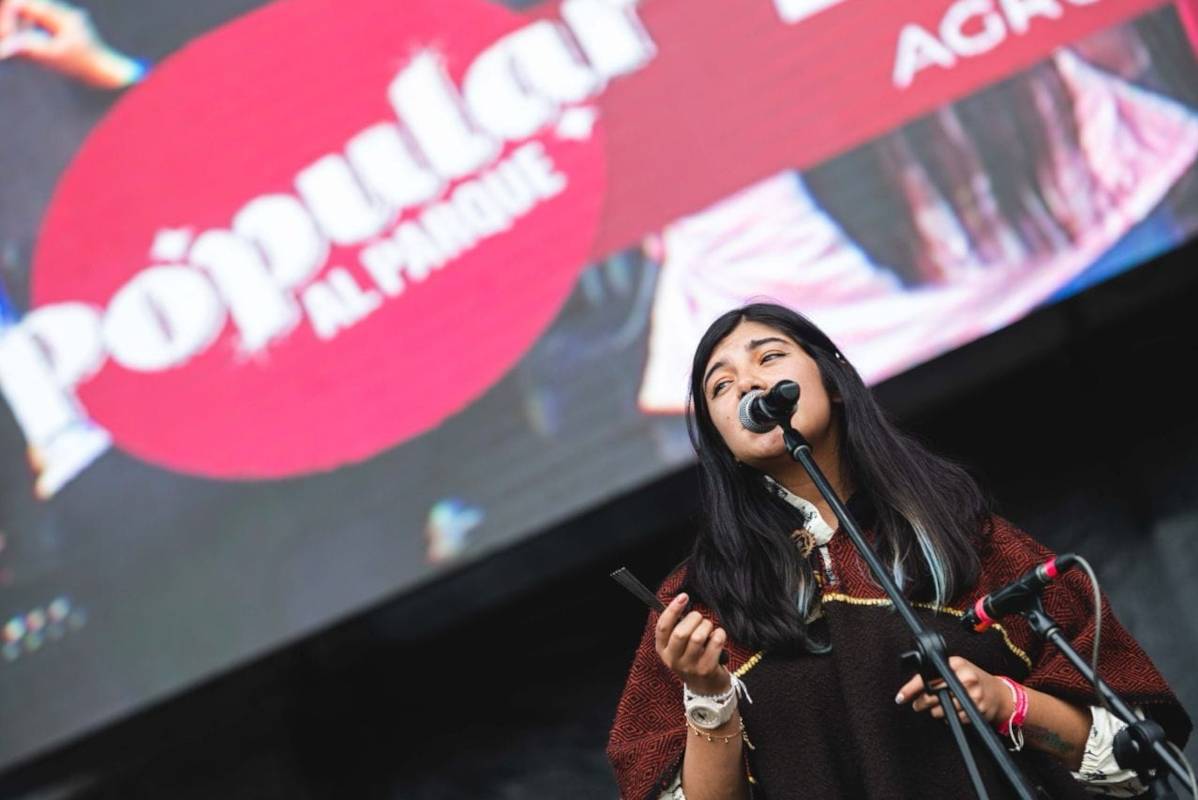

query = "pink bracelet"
996;677;1028;750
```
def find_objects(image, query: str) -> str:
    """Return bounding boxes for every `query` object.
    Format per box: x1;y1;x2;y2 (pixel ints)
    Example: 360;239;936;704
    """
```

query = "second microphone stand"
777;418;1039;800
1018;602;1191;798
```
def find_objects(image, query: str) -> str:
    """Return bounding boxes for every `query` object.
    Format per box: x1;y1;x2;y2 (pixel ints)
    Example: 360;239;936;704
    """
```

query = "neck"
766;450;851;532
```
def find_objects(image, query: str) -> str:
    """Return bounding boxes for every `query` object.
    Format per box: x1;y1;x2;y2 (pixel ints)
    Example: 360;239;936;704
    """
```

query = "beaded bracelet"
996;676;1028;750
685;716;756;750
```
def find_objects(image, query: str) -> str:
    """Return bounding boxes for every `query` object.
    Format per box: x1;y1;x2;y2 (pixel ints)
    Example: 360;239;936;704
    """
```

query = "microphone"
961;554;1078;632
737;381;800;433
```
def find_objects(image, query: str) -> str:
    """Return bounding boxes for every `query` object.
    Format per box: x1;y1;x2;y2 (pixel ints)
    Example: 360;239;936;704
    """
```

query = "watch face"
688;701;731;729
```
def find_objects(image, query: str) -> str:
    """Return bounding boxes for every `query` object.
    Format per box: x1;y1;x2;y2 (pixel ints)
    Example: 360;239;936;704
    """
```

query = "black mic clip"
738;380;800;433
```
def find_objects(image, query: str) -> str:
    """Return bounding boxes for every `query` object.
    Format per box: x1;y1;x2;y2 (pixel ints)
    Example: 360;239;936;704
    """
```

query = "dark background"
1;231;1195;800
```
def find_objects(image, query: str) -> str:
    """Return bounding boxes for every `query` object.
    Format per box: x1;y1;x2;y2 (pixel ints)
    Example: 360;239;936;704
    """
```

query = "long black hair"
685;303;987;653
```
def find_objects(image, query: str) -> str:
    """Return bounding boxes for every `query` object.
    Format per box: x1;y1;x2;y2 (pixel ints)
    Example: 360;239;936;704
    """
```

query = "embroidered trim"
820;592;1033;669
718;596;1029;701
734;651;765;678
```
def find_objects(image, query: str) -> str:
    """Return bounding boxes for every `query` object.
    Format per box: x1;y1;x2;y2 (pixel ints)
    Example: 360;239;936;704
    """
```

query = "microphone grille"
737;389;775;433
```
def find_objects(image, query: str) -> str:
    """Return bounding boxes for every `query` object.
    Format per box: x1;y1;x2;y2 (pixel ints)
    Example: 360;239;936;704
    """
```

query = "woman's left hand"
895;655;1013;726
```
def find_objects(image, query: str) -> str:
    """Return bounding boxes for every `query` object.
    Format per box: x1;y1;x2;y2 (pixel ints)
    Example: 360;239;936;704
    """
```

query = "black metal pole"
781;424;1039;800
1021;605;1191;797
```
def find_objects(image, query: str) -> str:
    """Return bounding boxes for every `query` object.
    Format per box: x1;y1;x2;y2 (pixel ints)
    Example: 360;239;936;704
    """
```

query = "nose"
736;374;765;399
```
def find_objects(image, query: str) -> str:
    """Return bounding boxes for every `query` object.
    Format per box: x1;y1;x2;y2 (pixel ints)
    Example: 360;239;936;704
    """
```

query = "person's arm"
656;592;751;800
0;0;147;89
680;706;749;800
895;655;1092;770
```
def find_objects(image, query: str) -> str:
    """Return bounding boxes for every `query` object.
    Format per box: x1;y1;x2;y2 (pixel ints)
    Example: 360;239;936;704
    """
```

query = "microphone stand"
777;420;1039;800
1017;601;1191;798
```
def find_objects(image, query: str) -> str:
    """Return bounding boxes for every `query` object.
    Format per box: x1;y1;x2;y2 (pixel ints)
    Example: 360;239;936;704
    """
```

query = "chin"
745;443;789;468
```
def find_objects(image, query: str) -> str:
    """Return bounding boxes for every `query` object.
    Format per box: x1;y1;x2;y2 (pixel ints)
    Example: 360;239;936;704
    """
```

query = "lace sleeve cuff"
1071;705;1148;796
656;769;685;800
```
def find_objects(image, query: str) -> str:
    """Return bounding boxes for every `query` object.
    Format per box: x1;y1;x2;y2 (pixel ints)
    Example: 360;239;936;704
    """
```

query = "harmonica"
609;567;729;665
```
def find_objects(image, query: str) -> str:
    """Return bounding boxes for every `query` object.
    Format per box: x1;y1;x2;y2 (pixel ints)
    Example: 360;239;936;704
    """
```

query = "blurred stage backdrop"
2;0;1198;796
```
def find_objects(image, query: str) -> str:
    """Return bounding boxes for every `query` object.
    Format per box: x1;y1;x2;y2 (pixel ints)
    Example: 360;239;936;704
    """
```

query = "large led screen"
2;0;1198;773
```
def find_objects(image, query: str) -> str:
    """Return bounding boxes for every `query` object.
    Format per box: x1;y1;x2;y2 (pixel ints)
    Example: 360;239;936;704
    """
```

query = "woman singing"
607;302;1190;800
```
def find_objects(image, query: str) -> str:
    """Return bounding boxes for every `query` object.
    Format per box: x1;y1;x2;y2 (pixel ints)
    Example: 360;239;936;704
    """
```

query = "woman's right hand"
655;592;731;696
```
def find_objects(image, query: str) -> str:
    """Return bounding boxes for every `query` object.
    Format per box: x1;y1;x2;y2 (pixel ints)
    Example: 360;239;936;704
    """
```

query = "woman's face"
701;320;839;470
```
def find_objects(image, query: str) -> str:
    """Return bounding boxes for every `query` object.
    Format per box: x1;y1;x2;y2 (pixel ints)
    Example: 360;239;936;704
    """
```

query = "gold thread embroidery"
734;651;765;677
820;592;1033;669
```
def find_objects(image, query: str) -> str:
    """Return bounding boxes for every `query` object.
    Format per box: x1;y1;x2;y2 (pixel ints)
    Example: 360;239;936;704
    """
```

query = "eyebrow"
703;337;791;389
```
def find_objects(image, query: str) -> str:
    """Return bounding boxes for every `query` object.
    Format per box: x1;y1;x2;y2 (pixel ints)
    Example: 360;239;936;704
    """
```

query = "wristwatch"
683;684;738;730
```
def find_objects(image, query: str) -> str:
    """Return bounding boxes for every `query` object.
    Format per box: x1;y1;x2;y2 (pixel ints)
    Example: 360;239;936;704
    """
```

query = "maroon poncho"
607;516;1190;800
